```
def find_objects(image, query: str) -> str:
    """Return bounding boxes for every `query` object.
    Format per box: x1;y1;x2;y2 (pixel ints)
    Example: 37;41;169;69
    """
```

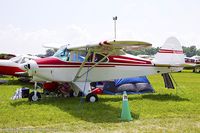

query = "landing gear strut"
29;82;41;102
28;92;41;101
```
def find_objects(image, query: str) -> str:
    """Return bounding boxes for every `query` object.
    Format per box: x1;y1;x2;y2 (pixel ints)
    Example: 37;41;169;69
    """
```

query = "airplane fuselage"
29;55;181;82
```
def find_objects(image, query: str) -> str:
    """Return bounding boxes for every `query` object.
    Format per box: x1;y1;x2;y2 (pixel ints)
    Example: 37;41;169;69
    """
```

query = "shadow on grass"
193;72;200;74
99;95;142;102
10;97;139;123
2;79;32;86
141;93;190;101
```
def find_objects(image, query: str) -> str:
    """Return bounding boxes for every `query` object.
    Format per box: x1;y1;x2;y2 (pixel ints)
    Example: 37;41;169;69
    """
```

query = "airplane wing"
67;40;152;53
42;43;67;51
70;40;151;81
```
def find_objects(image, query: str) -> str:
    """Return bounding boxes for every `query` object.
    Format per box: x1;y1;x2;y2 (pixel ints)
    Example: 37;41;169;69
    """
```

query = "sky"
0;0;200;54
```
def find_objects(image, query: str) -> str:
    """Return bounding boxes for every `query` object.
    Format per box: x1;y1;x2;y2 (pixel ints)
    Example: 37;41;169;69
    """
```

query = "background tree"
196;49;200;56
125;47;159;56
126;45;200;57
182;45;197;57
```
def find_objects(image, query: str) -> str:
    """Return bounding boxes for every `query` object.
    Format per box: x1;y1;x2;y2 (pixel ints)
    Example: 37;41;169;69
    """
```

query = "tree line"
42;45;200;58
126;45;200;57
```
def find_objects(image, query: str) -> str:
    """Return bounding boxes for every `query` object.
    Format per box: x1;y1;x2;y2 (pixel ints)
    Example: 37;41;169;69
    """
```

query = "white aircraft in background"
185;55;200;72
0;55;39;76
23;37;185;102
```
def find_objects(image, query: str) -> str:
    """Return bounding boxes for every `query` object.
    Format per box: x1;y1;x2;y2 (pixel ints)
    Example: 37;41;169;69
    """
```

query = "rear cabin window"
70;51;86;62
93;53;108;62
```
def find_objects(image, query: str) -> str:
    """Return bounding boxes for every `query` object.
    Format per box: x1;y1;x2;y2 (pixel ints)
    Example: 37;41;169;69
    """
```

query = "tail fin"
153;37;185;66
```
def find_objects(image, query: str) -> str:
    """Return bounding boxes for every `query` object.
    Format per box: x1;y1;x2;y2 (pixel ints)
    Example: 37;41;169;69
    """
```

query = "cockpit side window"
78;52;108;63
10;56;22;63
20;57;32;64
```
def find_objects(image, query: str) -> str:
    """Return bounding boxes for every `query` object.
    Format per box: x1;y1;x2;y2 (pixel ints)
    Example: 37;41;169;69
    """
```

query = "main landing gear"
28;82;99;102
86;93;98;102
70;90;99;102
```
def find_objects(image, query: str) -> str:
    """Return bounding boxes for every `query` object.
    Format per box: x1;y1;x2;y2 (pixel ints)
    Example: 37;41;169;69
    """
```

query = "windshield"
53;46;69;61
9;56;22;63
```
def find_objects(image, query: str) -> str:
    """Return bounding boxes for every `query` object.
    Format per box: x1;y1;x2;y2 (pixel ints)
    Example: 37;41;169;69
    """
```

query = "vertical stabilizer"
153;37;185;66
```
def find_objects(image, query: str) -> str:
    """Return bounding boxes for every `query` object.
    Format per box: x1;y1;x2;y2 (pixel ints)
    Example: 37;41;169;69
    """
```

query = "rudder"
153;37;185;66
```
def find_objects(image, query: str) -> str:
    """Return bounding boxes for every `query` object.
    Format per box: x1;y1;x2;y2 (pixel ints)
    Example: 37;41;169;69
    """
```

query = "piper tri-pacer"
24;37;185;102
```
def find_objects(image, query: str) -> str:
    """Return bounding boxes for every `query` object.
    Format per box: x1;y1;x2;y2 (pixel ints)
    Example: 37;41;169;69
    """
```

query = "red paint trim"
36;57;83;65
99;40;111;46
108;56;152;64
38;63;153;68
36;55;153;69
36;56;152;66
103;41;111;45
39;65;115;68
159;49;183;54
0;66;24;76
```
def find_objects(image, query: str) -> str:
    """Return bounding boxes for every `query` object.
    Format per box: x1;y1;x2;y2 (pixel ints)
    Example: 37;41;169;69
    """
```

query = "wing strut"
73;51;113;82
73;49;92;82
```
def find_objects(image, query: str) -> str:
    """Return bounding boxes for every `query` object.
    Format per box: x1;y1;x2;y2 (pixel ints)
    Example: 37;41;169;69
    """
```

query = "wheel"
69;90;82;97
28;92;41;101
73;92;79;97
86;93;98;102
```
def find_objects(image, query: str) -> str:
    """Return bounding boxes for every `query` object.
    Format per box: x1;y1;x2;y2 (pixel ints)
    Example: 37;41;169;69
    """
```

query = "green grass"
0;71;200;132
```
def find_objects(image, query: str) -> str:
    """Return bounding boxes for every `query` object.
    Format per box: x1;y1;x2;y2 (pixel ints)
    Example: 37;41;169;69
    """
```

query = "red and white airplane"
185;56;200;72
24;37;185;102
0;55;39;76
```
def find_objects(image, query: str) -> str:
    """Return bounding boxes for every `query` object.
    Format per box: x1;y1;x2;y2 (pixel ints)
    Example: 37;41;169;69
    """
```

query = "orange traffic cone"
120;91;133;121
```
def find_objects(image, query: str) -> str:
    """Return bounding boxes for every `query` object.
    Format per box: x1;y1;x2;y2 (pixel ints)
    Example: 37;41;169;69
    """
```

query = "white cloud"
0;24;93;54
0;23;199;55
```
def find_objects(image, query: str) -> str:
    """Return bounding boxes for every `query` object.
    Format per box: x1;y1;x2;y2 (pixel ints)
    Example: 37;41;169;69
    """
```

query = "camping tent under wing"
114;76;150;87
103;76;154;94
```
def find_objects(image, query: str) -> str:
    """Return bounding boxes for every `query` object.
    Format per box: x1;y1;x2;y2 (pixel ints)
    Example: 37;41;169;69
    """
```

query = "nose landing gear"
28;91;41;101
29;82;41;102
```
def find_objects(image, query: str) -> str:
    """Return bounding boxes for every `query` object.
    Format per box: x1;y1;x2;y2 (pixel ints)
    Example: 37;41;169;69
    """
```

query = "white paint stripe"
113;57;148;64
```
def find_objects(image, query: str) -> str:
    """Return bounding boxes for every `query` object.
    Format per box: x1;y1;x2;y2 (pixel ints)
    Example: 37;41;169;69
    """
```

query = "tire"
69;90;82;97
86;93;98;102
28;92;41;101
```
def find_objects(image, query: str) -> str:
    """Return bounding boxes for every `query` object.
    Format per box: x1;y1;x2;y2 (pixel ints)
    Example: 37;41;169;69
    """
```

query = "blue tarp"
114;76;150;87
103;90;152;95
92;76;154;95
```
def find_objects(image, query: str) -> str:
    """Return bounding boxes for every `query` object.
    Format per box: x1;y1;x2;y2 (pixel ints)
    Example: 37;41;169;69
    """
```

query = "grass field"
0;70;199;132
